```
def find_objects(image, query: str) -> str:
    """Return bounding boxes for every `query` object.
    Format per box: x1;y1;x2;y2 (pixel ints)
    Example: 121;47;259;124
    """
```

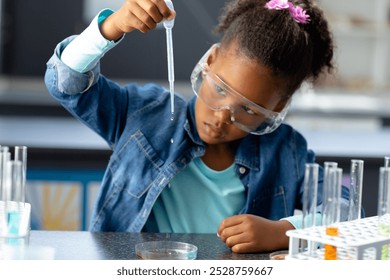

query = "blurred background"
0;0;389;230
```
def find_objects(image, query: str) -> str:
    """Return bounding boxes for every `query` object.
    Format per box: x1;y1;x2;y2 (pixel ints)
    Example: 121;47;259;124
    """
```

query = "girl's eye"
214;84;227;96
242;105;256;115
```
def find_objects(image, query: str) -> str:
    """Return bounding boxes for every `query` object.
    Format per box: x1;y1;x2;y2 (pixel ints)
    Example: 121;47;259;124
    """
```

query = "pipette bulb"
163;0;175;29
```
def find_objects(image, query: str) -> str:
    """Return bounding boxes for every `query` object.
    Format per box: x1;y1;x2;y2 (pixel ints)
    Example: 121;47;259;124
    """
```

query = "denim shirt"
45;37;349;232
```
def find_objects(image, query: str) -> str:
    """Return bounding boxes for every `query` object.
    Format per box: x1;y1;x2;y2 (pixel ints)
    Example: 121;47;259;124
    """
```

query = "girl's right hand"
100;0;176;41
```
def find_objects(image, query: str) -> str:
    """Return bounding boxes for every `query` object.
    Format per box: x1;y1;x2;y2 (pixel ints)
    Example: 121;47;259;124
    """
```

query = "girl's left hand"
217;214;294;253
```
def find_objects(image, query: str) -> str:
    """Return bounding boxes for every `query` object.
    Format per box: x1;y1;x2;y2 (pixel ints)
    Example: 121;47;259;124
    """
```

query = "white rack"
286;215;390;260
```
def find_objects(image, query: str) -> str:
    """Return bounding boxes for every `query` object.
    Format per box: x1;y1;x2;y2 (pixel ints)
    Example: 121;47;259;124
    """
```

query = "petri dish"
269;250;289;260
135;241;198;260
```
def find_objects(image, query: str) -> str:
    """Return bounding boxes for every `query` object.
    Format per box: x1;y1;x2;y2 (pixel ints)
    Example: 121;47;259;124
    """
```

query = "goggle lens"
190;46;290;135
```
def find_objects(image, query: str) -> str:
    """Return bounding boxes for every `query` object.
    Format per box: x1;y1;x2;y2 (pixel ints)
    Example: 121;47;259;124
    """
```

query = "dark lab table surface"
29;231;271;260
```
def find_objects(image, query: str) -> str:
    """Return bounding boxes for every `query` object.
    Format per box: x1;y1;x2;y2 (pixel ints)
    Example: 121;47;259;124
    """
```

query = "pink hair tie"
265;0;310;24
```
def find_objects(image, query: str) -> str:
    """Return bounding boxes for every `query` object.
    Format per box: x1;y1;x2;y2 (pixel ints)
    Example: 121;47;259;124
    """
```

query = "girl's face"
194;43;288;145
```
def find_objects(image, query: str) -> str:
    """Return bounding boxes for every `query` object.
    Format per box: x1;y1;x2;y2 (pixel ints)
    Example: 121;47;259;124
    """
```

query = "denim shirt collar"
185;96;260;172
184;96;204;147
235;135;261;171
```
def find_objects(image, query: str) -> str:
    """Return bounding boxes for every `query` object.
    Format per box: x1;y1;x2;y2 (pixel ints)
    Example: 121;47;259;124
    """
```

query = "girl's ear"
206;45;220;66
274;96;291;113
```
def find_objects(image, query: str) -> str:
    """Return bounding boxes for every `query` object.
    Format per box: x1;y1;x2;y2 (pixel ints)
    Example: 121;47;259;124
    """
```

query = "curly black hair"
215;0;334;97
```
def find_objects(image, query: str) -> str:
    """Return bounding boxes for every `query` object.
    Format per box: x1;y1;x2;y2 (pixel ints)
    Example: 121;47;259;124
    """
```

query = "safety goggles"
190;44;290;135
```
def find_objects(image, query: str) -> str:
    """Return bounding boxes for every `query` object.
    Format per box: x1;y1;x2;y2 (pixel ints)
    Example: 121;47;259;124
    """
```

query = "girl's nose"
213;108;233;126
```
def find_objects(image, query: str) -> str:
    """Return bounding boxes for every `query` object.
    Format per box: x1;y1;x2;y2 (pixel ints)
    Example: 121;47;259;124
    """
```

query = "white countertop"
0;116;109;150
296;128;390;158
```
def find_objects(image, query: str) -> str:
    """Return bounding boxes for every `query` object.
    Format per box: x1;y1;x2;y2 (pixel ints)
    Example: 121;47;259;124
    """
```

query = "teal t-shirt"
148;157;245;233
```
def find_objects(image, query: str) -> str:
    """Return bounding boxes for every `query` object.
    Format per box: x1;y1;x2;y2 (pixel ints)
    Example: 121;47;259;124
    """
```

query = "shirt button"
239;167;246;174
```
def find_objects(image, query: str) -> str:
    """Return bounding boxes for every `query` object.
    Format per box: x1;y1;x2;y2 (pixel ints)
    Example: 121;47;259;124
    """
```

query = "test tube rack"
286;215;390;260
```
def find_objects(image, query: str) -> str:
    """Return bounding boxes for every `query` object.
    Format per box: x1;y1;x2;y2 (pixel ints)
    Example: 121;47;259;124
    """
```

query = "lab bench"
27;231;270;260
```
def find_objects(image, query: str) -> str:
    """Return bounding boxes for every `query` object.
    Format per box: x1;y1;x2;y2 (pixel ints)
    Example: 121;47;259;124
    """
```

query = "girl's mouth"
203;122;225;138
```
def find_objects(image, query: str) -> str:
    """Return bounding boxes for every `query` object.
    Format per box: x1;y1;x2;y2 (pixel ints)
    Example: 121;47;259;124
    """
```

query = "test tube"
385;156;390;168
321;162;338;226
377;167;390;260
348;159;364;221
0;149;3;201
322;167;342;226
5;161;24;205
14;146;27;204
323;167;342;260
302;163;319;229
378;167;390;230
0;147;11;202
0;145;1;201
0;147;5;236
3;160;24;237
302;163;319;255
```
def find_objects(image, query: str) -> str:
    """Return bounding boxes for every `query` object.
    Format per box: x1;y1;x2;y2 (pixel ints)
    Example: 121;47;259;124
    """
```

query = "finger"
223;230;261;253
152;0;176;20
231;242;258;254
219;224;244;242
138;0;164;23
132;3;159;31
130;15;152;33
220;215;244;228
118;1;152;33
217;216;243;239
218;215;242;231
224;232;250;249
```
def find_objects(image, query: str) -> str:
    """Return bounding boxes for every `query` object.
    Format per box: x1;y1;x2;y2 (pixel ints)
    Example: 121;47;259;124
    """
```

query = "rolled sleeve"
46;36;100;95
46;9;124;95
61;9;123;73
281;213;322;230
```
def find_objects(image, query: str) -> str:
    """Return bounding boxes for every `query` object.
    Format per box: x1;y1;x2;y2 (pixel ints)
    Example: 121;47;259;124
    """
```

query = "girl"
45;0;349;253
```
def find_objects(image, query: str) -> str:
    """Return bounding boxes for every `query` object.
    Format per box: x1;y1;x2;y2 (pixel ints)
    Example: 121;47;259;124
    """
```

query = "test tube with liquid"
301;163;319;254
0;147;10;237
0;146;30;244
377;167;390;260
0;147;10;236
163;0;175;120
1;160;23;239
348;159;364;221
323;167;343;260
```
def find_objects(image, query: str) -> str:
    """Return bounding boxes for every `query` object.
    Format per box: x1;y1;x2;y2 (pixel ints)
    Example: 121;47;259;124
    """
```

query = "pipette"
163;0;175;120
